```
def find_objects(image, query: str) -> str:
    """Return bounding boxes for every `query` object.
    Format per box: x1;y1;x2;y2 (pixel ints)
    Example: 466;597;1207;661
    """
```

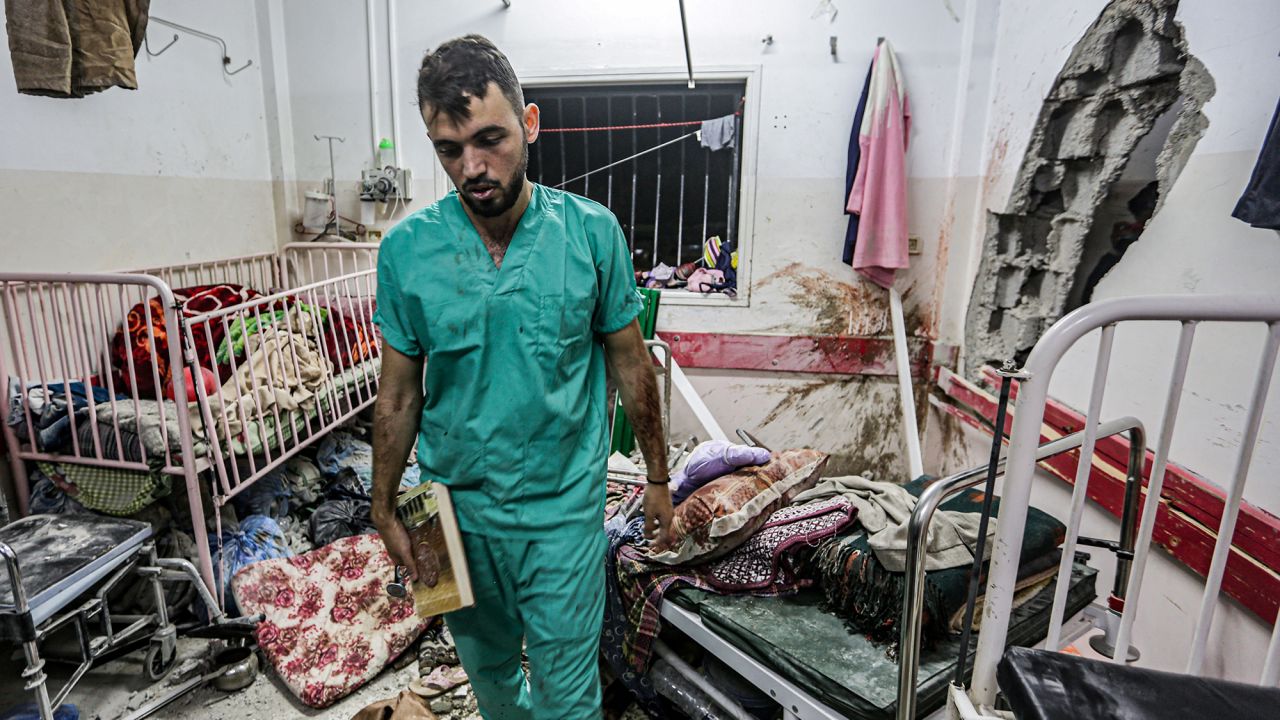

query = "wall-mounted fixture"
147;16;253;76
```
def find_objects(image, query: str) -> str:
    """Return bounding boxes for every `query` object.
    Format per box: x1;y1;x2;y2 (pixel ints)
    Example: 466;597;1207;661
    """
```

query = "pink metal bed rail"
966;294;1280;707
0;244;381;609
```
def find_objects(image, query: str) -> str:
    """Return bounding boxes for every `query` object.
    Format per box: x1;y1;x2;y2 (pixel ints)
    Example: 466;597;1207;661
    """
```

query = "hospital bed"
657;417;1141;720
954;294;1280;718
642;297;1276;719
0;513;252;720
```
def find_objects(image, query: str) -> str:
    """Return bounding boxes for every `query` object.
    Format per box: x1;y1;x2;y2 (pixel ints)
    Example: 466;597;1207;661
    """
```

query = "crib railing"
966;295;1280;707
0;244;382;610
138;252;282;294
0;274;198;479
281;242;380;287
183;269;381;503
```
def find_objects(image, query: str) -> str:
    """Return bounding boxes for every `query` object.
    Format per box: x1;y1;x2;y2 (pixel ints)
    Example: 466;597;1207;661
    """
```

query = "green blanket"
673;563;1097;720
813;475;1067;649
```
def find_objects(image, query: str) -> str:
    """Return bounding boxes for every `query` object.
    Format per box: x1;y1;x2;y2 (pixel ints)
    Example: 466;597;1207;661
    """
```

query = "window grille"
525;82;745;274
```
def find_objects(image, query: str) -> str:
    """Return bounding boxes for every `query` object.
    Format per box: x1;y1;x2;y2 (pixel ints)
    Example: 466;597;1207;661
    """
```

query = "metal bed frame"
658;416;1144;720
0;243;381;610
660;294;1280;719
951;294;1280;716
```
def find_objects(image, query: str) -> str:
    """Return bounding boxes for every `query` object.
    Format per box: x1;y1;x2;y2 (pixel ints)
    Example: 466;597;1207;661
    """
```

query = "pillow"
231;533;427;708
648;448;828;566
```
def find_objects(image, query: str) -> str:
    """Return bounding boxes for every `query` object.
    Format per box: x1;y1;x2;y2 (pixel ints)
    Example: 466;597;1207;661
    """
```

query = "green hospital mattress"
670;563;1097;720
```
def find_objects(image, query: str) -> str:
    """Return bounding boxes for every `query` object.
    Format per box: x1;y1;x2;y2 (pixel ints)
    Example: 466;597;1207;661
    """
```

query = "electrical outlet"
366;228;385;243
908;235;922;255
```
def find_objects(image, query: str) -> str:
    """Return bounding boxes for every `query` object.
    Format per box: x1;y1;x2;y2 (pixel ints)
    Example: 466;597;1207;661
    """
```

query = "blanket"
110;284;261;399
793;475;997;572
813;475;1066;650
93;399;209;463
196;307;332;442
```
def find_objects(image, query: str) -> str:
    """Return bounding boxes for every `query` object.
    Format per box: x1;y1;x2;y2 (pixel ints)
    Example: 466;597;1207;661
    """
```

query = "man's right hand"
373;509;419;582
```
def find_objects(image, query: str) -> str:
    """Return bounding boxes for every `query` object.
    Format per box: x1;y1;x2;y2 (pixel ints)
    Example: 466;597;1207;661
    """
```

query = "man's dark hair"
417;35;524;124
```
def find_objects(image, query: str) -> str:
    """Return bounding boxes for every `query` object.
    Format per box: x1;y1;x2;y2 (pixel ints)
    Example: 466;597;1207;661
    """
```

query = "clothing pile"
634;236;738;296
23;418;422;622
602;442;1068;718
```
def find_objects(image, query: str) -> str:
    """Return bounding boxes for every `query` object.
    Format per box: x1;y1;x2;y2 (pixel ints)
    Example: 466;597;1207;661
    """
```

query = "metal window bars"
526;84;744;270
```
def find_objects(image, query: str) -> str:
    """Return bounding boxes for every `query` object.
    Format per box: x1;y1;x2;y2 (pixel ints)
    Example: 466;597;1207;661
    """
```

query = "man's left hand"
643;482;675;549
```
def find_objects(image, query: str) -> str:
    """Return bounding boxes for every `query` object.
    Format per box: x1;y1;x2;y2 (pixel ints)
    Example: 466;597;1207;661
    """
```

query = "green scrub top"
374;184;643;539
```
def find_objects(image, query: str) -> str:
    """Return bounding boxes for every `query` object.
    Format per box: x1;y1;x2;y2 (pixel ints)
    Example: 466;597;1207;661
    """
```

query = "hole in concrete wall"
987;309;1004;335
964;0;1214;372
1068;96;1183;309
1023;269;1047;301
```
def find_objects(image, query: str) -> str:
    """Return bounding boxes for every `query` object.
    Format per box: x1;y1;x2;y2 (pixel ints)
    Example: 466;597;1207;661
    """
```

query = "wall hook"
144;32;179;57
149;16;254;78
762;35;774;47
830;35;838;61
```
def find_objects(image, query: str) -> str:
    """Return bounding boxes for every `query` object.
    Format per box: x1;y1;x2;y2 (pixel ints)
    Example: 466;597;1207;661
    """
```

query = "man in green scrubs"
370;35;673;720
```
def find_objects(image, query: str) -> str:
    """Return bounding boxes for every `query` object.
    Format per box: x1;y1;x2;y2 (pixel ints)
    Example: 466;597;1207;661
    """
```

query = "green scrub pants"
445;530;607;720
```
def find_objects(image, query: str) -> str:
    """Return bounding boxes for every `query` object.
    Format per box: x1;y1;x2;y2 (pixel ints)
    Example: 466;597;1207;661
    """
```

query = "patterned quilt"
231;533;427;708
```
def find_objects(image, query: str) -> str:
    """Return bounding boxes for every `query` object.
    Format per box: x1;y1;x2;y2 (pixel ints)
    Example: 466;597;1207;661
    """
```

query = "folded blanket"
93;399;210;462
813;475;1066;650
793;474;997;572
196;307;332;441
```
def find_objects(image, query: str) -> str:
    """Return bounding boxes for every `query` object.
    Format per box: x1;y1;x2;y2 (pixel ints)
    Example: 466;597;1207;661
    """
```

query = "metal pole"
315;135;345;235
953;361;1020;688
678;0;695;89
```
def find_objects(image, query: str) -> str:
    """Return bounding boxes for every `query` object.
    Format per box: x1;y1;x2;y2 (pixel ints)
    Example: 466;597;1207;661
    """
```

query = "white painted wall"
279;0;995;339
0;2;280;271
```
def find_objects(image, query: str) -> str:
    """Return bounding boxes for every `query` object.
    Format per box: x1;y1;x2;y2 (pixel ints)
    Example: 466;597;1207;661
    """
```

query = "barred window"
525;81;745;276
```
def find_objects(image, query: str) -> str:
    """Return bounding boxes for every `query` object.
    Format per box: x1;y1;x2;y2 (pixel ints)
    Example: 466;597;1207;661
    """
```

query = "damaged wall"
928;0;1280;679
962;0;1210;369
948;0;1280;512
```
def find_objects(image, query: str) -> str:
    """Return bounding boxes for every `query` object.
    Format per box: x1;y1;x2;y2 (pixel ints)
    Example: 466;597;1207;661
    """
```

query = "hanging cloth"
1232;96;1280;230
841;60;875;265
846;40;911;289
5;0;150;98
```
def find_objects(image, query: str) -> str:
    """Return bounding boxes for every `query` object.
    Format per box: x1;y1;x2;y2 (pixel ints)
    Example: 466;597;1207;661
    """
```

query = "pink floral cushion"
231;533;427;708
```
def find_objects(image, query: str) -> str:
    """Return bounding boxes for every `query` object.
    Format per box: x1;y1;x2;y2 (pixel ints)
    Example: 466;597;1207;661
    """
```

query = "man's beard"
460;142;529;218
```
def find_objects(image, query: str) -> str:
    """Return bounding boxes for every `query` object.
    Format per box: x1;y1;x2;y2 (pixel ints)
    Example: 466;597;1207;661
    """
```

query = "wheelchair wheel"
144;638;178;681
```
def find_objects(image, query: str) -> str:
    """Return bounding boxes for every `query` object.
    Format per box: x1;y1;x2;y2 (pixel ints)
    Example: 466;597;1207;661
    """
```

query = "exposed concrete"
962;0;1214;372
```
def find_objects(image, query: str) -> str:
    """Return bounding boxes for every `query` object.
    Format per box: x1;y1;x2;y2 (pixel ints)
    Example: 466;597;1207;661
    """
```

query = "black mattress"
999;645;1280;720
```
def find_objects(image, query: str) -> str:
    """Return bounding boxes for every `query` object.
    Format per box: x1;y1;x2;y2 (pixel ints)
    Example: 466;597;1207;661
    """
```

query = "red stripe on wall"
974;366;1280;576
656;331;934;378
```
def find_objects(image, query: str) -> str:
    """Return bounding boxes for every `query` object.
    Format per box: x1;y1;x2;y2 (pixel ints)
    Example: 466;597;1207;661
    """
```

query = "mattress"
0;515;151;629
670;562;1098;720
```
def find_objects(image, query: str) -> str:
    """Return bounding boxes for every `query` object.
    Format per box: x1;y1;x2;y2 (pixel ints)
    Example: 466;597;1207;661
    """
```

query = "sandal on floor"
409;664;469;698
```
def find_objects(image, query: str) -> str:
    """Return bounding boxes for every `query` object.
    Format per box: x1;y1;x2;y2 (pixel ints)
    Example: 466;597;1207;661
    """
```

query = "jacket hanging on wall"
845;39;911;289
4;0;150;98
1232;96;1280;231
841;61;874;265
